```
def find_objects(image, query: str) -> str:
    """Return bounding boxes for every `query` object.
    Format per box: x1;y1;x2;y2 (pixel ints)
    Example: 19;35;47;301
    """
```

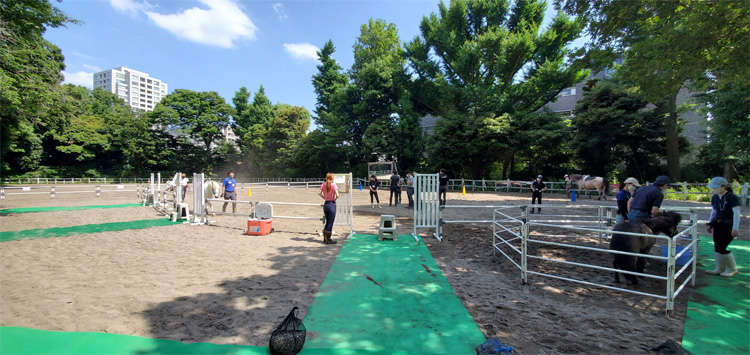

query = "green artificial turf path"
0;327;267;355
300;234;486;355
682;236;750;354
0;218;181;242
0;204;142;214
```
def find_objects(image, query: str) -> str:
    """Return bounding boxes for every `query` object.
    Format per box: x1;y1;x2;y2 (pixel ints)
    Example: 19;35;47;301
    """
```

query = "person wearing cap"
705;177;741;277
389;170;401;206
438;168;449;206
221;170;237;213
627;175;670;221
615;177;640;224
564;174;572;199
531;175;547;214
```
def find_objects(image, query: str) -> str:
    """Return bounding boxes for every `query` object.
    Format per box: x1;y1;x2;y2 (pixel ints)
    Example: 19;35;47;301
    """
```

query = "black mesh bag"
269;306;306;354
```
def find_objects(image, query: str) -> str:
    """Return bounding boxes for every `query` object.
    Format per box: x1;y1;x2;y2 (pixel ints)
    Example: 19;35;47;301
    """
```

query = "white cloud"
272;3;288;20
144;0;257;49
283;43;319;61
62;71;94;89
110;0;153;16
82;64;102;72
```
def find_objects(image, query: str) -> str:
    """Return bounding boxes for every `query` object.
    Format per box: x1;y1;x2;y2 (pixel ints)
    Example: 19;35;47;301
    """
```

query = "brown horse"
609;212;683;285
569;174;609;200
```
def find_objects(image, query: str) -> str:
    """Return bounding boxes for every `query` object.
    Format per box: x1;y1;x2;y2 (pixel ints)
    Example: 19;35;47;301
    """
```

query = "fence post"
96;185;101;198
1;187;4;200
683;181;688;200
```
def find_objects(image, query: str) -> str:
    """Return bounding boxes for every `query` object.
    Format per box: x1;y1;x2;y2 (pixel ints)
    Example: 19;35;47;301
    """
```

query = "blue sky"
47;0;573;128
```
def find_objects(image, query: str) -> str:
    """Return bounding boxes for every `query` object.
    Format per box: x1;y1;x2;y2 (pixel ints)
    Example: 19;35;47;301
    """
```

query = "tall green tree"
350;19;423;171
695;82;750;181
151;89;235;171
262;104;310;176
571;80;675;181
556;0;750;181
407;0;587;178
0;0;78;175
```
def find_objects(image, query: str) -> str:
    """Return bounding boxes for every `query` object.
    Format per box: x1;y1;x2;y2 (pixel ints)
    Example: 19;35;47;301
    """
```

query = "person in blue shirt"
705;177;741;277
627;175;670;222
615;177;640;224
221;171;237;213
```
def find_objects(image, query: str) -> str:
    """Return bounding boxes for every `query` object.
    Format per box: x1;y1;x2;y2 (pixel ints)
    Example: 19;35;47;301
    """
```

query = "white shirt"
181;177;189;187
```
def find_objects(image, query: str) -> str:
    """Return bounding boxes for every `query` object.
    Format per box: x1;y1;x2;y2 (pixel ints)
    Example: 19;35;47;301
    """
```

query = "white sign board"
117;185;125;189
22;187;31;192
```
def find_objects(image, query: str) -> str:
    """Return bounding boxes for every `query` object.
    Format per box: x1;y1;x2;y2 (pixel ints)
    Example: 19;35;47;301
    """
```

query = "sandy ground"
1;186;748;353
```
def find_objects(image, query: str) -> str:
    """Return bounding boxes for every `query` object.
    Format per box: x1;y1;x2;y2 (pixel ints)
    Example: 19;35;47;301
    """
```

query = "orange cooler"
247;219;272;235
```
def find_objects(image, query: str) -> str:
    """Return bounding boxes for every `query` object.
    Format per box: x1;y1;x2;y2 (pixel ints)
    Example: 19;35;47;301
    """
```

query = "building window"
560;87;576;96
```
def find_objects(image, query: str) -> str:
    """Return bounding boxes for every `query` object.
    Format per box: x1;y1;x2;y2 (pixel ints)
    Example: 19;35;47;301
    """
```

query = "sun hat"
707;176;729;188
654;175;670;186
624;177;640;187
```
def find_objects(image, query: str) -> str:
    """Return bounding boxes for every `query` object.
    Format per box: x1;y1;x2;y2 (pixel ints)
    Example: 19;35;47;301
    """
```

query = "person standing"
438;168;449;206
405;172;415;209
318;172;340;244
221;171;237;213
180;173;189;200
627;175;670;222
706;177;740;277
531;175;547;214
615;177;640;224
564;174;572;199
389;171;400;206
369;175;381;208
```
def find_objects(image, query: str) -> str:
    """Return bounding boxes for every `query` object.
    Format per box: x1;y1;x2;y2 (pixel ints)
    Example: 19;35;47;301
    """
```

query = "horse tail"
603;177;609;195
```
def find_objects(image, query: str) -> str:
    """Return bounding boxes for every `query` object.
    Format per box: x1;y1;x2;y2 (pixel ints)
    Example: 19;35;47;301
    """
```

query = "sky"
46;0;574;129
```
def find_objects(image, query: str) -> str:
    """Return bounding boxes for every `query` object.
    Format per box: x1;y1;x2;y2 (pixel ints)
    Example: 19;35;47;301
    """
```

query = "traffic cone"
462;185;466;196
571;189;576;202
248;188;251;197
359;182;363;191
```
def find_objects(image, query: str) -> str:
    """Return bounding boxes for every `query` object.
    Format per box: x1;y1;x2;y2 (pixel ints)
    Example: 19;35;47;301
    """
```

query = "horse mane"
653;211;682;224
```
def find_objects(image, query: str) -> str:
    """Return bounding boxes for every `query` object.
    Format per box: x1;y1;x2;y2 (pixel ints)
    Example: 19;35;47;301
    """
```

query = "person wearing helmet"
705;177;740;277
531;175;547;214
615;177;640;224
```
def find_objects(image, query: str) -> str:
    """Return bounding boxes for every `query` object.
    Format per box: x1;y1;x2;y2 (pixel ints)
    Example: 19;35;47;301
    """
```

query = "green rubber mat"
300;234;486;355
0;218;181;242
682;236;750;354
0;326;267;355
0;204;143;214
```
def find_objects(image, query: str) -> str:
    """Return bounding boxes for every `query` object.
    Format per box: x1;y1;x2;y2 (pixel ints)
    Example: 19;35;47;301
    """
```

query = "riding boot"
232;206;237;214
720;252;738;277
706;252;724;275
324;231;337;244
222;206;226;213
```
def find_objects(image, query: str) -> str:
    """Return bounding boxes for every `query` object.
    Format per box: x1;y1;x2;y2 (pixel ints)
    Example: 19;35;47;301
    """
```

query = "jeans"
407;187;414;208
323;201;336;232
628;210;650;222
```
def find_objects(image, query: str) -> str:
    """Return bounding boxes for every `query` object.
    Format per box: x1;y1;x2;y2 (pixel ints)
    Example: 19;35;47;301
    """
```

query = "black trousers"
390;187;399;205
531;191;542;212
713;222;735;254
439;186;447;206
370;190;379;203
407;187;414;208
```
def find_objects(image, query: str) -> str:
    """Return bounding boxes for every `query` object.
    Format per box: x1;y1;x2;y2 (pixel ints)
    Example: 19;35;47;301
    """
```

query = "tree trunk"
501;157;510;180
665;93;681;181
723;161;733;182
509;154;515;179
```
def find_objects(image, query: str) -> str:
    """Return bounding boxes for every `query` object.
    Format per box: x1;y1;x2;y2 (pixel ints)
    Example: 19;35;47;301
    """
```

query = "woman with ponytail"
318;173;340;244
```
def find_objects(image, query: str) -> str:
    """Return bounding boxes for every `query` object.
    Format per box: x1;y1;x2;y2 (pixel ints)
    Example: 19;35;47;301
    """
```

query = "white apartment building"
93;67;168;111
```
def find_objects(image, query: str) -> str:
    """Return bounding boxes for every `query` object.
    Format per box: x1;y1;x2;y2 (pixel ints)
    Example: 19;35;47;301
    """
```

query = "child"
369;175;381;208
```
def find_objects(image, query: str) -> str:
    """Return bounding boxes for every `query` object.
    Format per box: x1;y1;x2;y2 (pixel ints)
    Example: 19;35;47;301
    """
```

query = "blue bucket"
659;246;692;266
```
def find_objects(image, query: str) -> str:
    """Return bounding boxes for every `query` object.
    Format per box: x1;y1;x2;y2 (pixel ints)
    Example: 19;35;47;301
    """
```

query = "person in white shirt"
180;173;189;199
